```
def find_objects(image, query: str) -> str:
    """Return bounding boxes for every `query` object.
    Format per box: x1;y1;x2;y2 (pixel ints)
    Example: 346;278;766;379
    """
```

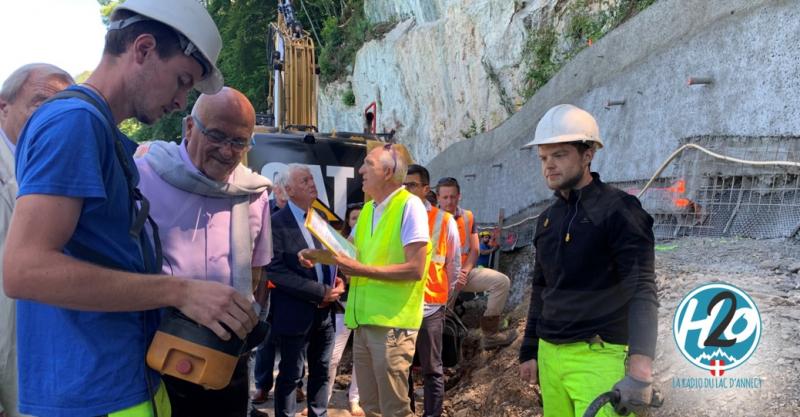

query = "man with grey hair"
270;171;289;213
0;63;74;148
301;144;430;417
267;163;344;417
0;62;73;417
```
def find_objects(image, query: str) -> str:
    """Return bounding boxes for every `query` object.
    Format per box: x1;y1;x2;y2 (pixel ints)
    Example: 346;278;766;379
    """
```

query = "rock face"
318;0;580;164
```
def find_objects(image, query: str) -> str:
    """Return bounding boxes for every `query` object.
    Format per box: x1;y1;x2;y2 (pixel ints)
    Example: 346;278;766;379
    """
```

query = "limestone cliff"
317;0;590;164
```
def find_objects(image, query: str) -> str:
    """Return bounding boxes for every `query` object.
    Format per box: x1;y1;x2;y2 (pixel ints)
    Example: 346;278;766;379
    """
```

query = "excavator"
247;0;407;221
147;0;411;390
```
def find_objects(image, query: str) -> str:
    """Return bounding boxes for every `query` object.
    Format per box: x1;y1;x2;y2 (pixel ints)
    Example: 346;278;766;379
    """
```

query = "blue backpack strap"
42;89;163;274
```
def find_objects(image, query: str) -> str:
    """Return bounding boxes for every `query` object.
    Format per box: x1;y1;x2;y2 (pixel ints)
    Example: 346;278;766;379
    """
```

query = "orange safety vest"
455;208;474;266
425;207;452;304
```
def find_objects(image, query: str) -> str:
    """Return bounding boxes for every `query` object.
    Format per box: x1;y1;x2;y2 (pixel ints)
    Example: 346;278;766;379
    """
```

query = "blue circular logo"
673;283;761;374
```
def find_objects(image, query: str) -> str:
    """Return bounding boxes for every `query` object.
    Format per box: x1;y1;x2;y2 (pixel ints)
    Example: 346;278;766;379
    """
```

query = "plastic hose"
478;143;800;231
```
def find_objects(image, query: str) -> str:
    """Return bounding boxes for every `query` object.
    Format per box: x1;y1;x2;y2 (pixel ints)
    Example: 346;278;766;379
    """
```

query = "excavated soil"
252;237;800;416
441;237;800;417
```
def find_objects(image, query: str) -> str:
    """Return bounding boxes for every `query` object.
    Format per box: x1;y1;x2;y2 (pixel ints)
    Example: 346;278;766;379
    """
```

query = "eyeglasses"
383;143;397;172
178;34;211;78
402;181;427;189
191;115;254;151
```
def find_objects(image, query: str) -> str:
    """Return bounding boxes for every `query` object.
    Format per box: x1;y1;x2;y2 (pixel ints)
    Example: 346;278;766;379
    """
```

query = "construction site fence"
480;136;800;251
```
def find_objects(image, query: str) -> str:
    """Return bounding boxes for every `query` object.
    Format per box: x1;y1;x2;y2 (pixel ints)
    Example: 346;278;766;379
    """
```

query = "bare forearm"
445;257;459;288
463;248;478;271
4;249;184;311
359;261;424;281
628;354;653;381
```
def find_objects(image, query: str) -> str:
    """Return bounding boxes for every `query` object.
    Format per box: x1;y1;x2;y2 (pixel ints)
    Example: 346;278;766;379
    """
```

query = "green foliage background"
92;0;658;140
95;0;369;141
522;0;657;99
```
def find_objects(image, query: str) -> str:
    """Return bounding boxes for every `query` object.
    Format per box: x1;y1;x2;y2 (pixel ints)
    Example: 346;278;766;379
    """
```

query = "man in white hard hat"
518;104;658;417
2;2;257;416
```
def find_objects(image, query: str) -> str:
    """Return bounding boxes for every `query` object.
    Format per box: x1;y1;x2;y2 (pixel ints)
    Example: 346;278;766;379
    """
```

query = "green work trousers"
538;338;627;417
107;382;171;417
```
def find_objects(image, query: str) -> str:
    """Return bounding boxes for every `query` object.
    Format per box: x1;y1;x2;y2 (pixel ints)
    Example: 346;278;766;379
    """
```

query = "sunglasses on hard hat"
383;143;398;172
191;115;254;151
108;14;211;78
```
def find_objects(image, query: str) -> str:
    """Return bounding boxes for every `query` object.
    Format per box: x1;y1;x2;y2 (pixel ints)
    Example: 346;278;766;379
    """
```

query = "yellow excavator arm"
268;0;318;131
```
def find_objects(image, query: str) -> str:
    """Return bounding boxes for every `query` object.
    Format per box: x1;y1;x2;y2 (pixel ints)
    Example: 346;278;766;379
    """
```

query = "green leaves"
521;0;658;99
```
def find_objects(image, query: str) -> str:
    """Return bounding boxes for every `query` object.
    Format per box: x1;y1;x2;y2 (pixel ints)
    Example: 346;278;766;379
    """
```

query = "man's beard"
557;170;584;192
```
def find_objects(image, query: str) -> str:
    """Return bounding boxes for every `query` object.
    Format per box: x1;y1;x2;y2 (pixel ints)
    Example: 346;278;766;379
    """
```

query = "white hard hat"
522;104;603;149
109;0;224;94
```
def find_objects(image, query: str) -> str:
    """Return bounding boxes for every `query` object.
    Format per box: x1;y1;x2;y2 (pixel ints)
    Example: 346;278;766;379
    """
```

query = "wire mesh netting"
484;136;800;247
633;136;800;241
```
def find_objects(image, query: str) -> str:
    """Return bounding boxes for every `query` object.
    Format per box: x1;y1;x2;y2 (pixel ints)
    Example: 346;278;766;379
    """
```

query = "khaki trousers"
463;267;511;316
353;325;418;417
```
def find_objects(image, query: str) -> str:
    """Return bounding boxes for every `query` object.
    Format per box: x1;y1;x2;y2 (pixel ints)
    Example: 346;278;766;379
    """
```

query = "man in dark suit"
267;164;345;417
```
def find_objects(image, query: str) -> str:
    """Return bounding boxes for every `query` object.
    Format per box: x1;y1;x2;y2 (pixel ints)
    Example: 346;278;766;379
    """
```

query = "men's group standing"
0;1;658;417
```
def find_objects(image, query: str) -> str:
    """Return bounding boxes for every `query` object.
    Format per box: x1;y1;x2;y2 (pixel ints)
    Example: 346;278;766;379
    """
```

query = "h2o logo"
673;283;761;375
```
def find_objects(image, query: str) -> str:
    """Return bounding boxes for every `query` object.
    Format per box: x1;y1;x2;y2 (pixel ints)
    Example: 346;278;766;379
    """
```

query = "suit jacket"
267;205;334;336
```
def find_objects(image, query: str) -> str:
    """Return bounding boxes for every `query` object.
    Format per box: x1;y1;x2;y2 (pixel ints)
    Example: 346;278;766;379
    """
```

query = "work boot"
249;406;270;417
251;388;269;404
480;316;517;349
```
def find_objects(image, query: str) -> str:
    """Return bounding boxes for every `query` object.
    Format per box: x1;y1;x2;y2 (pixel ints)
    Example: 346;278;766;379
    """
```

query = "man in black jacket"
267;164;345;417
518;104;659;417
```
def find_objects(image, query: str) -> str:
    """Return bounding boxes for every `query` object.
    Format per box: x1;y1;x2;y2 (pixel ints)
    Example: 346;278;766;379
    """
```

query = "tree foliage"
96;0;368;141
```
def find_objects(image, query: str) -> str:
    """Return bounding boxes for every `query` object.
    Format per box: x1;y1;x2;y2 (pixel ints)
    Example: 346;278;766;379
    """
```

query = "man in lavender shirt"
135;87;273;417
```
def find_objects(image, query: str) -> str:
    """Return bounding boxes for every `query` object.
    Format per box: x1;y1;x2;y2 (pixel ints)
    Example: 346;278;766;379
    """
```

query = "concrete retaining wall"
428;0;800;224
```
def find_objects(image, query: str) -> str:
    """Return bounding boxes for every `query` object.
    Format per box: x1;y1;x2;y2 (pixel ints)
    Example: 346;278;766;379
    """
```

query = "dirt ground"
441;237;800;417
252;237;800;417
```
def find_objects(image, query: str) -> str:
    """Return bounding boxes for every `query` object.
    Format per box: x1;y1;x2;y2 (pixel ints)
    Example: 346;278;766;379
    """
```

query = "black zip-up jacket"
519;173;659;362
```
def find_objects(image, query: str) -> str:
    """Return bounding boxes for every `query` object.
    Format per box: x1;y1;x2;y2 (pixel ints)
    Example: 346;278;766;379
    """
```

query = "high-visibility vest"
425;207;452;305
345;188;431;330
455;208;474;266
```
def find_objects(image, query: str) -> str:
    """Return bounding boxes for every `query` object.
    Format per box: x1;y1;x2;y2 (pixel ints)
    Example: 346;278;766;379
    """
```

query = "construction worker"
301;144;430;417
135;87;272;417
476;230;497;268
518;104;658;417
0;63;73;417
436;177;517;349
2;1;259;416
404;164;461;417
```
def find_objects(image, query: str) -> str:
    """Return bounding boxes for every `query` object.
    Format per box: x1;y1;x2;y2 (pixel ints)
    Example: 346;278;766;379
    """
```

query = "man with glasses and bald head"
134;87;273;416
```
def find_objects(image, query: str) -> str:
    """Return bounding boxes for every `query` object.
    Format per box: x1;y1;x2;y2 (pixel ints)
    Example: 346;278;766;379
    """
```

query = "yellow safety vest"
425;206;451;305
345;188;430;329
